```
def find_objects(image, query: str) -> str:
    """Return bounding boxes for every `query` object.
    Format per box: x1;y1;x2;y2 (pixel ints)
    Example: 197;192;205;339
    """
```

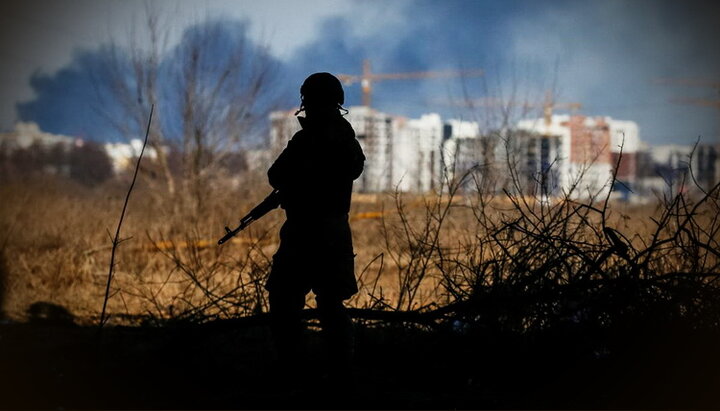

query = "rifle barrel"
217;190;281;245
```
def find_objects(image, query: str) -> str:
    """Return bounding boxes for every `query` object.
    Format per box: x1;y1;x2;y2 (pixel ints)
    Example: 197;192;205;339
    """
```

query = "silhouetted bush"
0;140;112;187
27;301;75;325
4;142;50;179
69;141;113;187
0;249;6;318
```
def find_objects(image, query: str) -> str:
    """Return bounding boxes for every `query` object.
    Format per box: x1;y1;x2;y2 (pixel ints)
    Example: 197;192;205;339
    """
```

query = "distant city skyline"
4;107;717;199
1;0;718;146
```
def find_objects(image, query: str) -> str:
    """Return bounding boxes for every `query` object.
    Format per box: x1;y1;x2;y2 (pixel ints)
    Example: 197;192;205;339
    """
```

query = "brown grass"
3;171;712;327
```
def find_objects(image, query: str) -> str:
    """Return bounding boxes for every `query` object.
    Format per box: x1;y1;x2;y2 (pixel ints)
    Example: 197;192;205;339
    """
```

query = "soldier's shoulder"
336;116;356;139
288;129;308;144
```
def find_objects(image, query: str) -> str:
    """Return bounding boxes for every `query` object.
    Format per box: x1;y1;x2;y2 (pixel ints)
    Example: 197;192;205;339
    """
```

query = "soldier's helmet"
300;72;345;108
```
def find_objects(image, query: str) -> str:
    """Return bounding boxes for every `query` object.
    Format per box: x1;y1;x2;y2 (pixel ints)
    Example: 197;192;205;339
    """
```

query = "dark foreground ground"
1;312;719;410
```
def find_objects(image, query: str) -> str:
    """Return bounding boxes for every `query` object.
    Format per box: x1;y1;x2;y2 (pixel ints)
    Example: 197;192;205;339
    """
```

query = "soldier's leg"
315;294;354;377
269;288;307;379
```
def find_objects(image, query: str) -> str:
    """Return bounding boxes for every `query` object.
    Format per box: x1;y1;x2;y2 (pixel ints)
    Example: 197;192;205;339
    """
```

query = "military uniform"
266;113;365;300
265;110;364;387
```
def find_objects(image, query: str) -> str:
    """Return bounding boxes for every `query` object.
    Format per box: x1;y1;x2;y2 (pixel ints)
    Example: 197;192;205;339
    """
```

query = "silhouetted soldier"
265;72;365;393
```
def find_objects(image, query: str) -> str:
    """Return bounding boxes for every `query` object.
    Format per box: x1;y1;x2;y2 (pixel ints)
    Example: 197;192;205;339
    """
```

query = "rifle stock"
217;190;280;245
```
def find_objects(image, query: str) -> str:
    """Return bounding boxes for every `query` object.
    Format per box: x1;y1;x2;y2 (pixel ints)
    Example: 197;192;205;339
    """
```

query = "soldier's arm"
268;133;302;190
347;138;365;181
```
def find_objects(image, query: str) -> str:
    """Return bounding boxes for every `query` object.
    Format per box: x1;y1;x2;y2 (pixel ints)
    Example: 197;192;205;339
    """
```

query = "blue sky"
2;0;718;146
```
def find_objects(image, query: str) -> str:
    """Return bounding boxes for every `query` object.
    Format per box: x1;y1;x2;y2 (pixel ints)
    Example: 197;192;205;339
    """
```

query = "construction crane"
538;91;583;126
655;77;720;186
336;59;484;108
654;78;720;89
654;77;720;109
433;91;582;126
429;91;581;199
671;98;720;108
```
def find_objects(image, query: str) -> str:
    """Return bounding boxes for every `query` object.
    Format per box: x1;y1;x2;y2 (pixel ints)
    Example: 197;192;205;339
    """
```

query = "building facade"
267;106;445;193
266;109;647;198
516;115;640;200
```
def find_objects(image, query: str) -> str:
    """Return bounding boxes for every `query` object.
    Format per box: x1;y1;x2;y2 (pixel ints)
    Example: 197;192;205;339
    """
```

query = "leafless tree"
95;7;280;205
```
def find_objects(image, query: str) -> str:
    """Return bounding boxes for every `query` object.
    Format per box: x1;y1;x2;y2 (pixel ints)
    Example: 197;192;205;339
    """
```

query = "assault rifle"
217;190;281;245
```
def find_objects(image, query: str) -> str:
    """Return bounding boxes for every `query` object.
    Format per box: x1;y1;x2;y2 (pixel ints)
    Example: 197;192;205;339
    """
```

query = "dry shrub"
366;160;720;335
1;156;718;334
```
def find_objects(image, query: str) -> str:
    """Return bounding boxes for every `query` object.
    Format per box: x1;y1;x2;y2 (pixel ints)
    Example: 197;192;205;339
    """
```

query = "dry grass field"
1;172;716;327
2;172;720;408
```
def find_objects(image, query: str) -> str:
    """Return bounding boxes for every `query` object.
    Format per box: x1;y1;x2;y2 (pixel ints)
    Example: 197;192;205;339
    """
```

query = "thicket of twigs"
419;169;719;336
1;143;718;340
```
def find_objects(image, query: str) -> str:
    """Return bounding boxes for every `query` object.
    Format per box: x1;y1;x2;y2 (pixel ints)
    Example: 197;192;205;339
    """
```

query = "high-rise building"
266;110;644;198
392;113;443;192
696;144;718;190
345;106;395;192
441;119;481;183
267;107;445;193
642;143;719;195
608;119;640;184
516;115;640;200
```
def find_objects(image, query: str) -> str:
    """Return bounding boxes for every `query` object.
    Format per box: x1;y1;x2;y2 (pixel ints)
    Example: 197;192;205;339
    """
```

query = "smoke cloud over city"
1;0;718;144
